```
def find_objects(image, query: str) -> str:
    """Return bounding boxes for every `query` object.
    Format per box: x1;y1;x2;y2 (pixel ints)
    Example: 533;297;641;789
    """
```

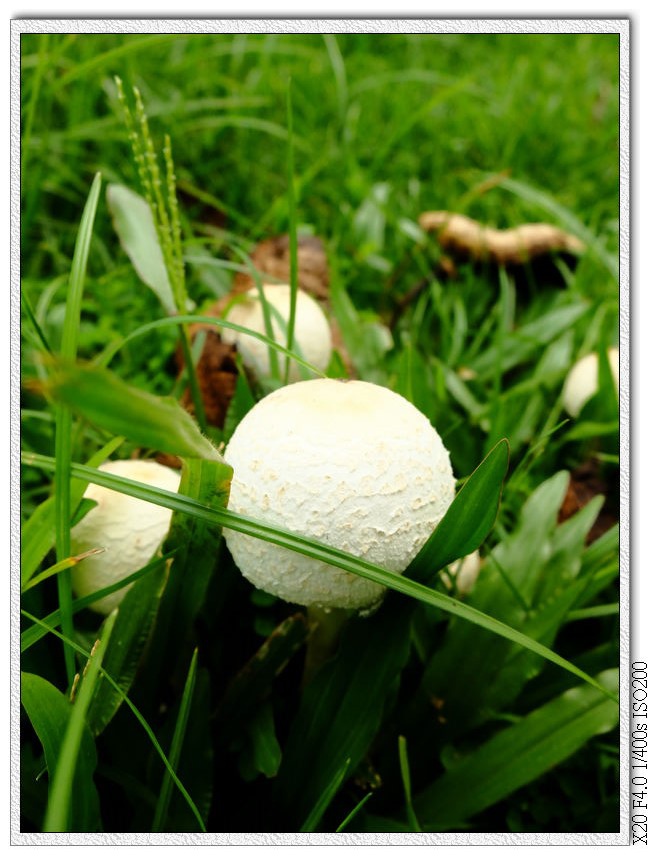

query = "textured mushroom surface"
223;379;456;610
221;283;332;382
70;460;180;615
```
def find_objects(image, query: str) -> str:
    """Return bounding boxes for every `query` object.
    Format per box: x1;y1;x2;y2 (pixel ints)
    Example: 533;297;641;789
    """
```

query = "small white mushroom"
562;347;619;418
70;460;180;615
222;378;456;611
221;283;332;382
440;550;482;595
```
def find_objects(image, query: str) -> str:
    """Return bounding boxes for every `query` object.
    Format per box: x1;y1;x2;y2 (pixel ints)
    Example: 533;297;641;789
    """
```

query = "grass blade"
21;451;617;702
283;79;298;385
54;171;102;686
398;735;421;832
21;551;176;654
407;438;509;579
152;648;199;831
43;609;117;831
299;758;351;832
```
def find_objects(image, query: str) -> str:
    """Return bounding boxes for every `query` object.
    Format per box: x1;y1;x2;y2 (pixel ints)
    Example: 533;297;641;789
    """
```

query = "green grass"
19;31;621;836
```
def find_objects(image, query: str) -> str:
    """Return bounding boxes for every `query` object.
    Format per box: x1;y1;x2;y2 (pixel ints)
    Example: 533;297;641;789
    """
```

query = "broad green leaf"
21;436;123;587
43;360;222;462
107;183;176;314
86;557;169;736
414;669;619;830
406;438;509;580
21;672;101;832
22;451;615;701
274;596;413;828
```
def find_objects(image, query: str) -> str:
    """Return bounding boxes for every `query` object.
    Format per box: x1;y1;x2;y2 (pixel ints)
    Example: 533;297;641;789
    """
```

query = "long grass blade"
101;313;328;378
21;451;617;703
54;171;102;686
284;79;298;385
152;648;199;831
43;609;117;831
299;757;351;831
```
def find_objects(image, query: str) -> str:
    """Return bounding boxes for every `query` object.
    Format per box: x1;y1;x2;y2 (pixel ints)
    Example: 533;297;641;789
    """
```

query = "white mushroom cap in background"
221;283;332;382
223;378;456;611
562;347;619;418
70;460;180;615
440;550;482;595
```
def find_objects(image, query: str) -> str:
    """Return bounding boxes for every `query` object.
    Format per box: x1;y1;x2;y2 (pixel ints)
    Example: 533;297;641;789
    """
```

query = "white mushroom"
70;460;180;615
440;550;482;595
562;347;619;418
222;378;456;611
221;283;332;382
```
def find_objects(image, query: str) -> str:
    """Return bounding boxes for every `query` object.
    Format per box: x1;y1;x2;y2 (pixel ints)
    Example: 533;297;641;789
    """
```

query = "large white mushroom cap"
562;347;619;418
70;460;180;615
223;378;456;610
221;283;332;382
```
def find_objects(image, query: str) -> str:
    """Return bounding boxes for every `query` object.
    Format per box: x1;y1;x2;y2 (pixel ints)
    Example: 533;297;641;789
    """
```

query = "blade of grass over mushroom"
100;314;328;380
20;609;207;832
43;609;116;831
413;669;620;831
21;435;123;588
21;671;102;832
42;360;221;461
406;438;509;580
54;171;102;686
21;452;616;702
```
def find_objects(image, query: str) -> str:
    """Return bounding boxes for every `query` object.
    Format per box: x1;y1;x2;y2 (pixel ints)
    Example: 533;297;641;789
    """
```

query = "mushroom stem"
302;605;350;686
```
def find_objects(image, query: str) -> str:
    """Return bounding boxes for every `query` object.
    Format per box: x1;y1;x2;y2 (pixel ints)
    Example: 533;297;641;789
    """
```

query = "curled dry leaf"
418;211;585;266
558;459;619;544
232;234;331;303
